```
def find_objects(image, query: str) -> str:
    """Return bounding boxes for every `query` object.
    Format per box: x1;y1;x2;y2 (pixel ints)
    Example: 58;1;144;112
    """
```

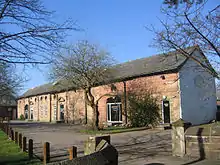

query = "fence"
0;119;77;165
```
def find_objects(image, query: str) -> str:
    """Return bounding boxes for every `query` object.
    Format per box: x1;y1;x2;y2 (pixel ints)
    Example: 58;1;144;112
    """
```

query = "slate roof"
18;46;199;99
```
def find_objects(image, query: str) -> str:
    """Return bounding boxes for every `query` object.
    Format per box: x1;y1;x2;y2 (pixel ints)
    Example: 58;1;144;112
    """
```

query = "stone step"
155;124;172;130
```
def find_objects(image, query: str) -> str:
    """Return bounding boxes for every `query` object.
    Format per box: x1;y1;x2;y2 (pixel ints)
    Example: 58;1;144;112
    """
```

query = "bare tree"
163;0;204;8
50;40;115;130
0;0;78;65
149;0;219;78
0;62;23;97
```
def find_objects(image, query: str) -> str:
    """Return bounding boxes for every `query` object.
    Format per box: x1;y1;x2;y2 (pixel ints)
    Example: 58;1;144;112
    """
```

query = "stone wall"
185;124;220;160
17;72;181;124
185;135;220;159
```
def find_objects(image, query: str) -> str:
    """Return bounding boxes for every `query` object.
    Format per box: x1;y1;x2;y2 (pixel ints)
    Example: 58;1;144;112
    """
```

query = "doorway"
24;105;29;119
162;100;170;123
30;106;33;120
60;104;64;121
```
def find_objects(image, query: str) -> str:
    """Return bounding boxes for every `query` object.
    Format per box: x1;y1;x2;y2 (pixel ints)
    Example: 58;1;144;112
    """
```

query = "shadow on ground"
116;131;172;163
182;128;205;165
144;164;164;165
0;156;41;165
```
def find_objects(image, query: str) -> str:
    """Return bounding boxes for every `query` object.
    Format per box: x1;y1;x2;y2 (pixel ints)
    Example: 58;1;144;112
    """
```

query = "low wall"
48;142;118;165
185;124;220;160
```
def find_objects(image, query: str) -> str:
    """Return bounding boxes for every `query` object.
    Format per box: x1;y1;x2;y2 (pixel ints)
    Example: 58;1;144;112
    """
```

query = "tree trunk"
84;90;88;124
92;104;99;130
84;88;99;130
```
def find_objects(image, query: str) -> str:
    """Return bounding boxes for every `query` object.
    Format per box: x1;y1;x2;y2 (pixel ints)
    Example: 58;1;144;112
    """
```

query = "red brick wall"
217;100;220;106
17;72;180;124
91;72;180;124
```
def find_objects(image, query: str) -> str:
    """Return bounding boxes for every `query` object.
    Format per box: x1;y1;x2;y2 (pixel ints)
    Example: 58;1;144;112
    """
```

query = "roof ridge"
112;45;197;68
18;45;199;99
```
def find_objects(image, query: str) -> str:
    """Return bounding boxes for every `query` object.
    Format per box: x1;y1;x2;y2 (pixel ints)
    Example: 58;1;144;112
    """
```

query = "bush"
19;114;25;120
127;91;160;127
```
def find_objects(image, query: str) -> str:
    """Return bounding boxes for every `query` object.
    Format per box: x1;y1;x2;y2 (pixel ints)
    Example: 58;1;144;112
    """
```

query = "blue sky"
19;0;218;94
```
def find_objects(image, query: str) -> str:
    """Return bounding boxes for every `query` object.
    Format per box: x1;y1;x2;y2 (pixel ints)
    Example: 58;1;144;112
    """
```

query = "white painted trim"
107;102;122;105
107;121;123;124
107;103;122;123
177;73;183;119
30;106;34;120
161;101;164;124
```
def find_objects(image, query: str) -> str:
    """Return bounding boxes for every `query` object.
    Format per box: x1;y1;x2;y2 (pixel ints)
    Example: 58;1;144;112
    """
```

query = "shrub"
19;114;25;120
127;91;160;127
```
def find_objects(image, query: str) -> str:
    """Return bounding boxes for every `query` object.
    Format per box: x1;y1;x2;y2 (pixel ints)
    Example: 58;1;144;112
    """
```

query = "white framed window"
106;96;122;123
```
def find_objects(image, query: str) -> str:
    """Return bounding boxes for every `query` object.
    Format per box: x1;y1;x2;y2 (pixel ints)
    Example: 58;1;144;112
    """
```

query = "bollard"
28;139;33;159
15;132;18;144
3;124;6;133
6;124;9;135
11;129;15;141
84;135;111;155
9;127;12;138
11;129;14;140
68;146;77;160
22;136;27;152
43;142;50;164
19;133;22;148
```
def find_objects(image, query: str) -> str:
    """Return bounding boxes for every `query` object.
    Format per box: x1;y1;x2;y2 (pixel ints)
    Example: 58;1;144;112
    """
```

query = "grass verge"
80;126;150;135
0;130;41;165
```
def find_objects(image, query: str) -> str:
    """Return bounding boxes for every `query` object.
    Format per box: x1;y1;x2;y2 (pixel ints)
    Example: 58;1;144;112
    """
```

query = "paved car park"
9;122;220;165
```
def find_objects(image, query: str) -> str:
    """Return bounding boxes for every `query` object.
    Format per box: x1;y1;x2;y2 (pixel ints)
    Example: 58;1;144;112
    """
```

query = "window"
45;96;47;100
24;104;29;119
106;96;122;123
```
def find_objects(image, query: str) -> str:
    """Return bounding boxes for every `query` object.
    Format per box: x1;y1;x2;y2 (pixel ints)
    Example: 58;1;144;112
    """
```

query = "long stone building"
17;46;217;125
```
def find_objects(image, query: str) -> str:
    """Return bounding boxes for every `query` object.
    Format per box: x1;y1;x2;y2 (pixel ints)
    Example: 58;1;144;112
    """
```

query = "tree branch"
184;12;220;57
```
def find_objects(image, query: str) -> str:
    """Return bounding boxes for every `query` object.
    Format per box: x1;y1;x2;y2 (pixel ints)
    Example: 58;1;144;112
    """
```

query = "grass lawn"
80;126;150;135
0;130;41;165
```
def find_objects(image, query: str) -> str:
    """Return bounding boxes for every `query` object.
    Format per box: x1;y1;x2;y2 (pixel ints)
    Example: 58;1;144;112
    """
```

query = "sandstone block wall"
185;125;220;160
185;135;220;159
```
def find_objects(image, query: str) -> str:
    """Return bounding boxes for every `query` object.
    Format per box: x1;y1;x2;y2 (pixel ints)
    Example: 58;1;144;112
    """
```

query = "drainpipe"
65;91;68;123
28;98;30;120
56;94;58;121
37;96;39;121
123;81;127;124
84;90;87;124
49;94;52;122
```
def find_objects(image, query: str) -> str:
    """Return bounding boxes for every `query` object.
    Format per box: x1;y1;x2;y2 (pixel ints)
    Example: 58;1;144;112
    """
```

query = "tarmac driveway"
9;122;220;165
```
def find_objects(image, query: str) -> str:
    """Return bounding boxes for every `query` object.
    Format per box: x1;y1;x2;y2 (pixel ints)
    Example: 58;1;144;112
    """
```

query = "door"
60;104;64;120
24;105;29;119
163;100;170;123
30;106;33;120
110;103;122;122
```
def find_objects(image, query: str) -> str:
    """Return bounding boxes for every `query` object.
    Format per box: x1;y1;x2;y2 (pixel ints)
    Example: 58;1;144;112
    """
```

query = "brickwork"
17;72;181;124
217;100;220;106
